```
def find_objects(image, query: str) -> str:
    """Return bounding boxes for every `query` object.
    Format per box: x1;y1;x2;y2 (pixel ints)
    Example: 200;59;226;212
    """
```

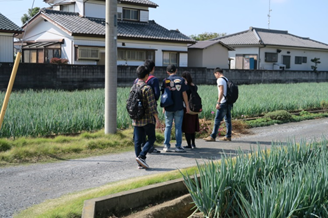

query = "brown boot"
203;136;215;142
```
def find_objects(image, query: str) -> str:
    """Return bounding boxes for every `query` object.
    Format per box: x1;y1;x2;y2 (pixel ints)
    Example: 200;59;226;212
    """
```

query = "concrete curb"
82;177;190;218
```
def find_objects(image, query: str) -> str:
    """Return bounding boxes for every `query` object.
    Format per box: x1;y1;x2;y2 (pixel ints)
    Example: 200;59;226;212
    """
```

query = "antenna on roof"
268;0;272;29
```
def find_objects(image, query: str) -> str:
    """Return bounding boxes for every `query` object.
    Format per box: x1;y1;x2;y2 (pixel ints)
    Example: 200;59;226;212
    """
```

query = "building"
16;0;195;66
213;26;328;71
188;40;234;69
0;13;23;62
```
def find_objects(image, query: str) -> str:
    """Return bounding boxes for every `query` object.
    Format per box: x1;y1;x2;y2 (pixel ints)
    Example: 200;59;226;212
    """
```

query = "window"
295;56;303;64
77;47;99;60
45;48;61;63
265;52;278;62
118;49;154;61
163;52;178;65
123;9;138;21
295;56;307;64
303;57;307;63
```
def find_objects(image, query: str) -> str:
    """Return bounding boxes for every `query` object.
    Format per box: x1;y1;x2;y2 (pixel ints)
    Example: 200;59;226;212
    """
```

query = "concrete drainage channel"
82;178;197;218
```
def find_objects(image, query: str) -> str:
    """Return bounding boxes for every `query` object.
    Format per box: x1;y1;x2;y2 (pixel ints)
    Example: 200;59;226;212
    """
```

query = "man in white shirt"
203;67;232;142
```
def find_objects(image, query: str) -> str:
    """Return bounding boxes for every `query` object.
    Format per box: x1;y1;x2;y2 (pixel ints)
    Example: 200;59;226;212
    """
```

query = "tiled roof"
32;9;194;43
120;0;158;8
214;27;328;50
0;13;23;33
188;40;234;50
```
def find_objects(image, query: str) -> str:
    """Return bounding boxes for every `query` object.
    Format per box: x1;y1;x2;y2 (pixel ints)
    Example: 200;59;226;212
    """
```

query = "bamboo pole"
0;52;21;129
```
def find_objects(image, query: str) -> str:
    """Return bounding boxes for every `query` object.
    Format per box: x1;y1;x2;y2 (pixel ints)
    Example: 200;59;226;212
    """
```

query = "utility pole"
105;0;118;134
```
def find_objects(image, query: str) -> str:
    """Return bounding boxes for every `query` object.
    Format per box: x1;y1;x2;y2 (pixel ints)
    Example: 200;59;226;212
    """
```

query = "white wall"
230;46;328;71
85;1;105;18
0;33;14;62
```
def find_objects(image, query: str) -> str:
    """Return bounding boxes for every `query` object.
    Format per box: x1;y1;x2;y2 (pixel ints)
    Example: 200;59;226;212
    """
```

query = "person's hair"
144;59;155;71
182;71;193;85
136;65;149;79
214;67;223;74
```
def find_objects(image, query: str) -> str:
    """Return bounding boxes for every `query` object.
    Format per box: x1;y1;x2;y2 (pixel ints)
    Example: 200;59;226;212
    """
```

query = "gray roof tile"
215;27;328;50
0;13;23;32
37;9;194;43
120;0;158;7
188;40;234;50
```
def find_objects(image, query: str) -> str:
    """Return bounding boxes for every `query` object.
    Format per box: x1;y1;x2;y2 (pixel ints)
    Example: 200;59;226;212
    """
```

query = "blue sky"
1;0;327;44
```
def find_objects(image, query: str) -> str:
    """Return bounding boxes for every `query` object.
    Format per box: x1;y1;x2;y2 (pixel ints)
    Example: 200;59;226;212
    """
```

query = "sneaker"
175;147;186;152
223;137;231;141
183;145;192;149
163;146;173;152
191;145;196;149
203;136;215;142
136;156;149;169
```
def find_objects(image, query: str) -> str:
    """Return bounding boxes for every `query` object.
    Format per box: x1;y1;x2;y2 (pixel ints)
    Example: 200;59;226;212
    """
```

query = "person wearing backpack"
203;67;232;142
131;65;160;169
133;60;161;154
181;71;200;149
161;64;190;152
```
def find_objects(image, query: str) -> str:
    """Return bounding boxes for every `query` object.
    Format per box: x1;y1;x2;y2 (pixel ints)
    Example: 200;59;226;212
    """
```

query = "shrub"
50;57;69;64
320;100;328;109
0;140;11;152
263;110;293;121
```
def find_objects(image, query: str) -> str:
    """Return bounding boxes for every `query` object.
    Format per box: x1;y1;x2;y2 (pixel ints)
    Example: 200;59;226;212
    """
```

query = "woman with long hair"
181;71;200;149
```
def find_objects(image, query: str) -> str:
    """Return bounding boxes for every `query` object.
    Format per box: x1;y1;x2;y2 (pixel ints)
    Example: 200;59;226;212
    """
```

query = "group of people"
131;60;232;169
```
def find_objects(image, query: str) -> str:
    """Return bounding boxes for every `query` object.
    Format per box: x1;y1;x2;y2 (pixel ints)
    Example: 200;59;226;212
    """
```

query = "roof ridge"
210;29;249;41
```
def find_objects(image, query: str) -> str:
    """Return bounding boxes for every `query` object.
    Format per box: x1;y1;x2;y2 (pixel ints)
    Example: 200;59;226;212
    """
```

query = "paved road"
1;118;328;218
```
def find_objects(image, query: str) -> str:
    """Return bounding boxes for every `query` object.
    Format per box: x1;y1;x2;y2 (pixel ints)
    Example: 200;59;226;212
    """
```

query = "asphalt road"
1;117;328;218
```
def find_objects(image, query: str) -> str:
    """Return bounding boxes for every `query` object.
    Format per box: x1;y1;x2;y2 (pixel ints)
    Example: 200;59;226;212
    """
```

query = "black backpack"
126;83;147;120
188;85;202;113
222;77;239;105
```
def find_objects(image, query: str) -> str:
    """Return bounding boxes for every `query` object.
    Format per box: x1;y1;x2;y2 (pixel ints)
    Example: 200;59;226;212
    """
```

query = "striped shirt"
132;80;158;127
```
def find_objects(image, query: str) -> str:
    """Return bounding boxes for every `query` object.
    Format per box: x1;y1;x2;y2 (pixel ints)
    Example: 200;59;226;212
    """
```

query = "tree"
311;57;321;72
190;32;227;41
21;7;40;25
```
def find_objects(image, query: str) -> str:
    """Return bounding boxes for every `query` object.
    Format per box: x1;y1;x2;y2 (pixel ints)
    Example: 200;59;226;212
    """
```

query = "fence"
0;63;327;91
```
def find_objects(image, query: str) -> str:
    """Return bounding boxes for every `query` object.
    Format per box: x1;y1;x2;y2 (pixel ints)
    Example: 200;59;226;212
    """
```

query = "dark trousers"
134;123;156;159
185;133;196;146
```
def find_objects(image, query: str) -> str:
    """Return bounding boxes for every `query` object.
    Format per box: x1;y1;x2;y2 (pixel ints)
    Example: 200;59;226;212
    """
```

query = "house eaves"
22;9;195;43
44;0;158;8
0;13;23;33
120;0;158;8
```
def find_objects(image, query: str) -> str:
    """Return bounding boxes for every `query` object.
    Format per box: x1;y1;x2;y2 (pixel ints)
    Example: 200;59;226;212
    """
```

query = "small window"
163;52;178;65
295;56;303;64
302;57;307;63
265;52;278;62
118;49;154;62
123;9;139;21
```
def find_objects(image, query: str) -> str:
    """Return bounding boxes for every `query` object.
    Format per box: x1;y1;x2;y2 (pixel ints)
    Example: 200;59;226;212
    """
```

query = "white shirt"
217;77;228;104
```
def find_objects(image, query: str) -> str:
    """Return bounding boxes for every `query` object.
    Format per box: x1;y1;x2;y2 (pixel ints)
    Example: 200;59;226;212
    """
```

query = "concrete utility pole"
105;0;118;134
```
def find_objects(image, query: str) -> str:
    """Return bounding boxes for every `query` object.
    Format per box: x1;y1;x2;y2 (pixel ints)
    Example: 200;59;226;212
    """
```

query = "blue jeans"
210;103;232;139
134;124;156;158
164;109;184;148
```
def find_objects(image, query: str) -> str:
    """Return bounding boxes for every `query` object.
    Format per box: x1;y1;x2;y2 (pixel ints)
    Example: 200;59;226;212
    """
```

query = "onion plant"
181;138;328;217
